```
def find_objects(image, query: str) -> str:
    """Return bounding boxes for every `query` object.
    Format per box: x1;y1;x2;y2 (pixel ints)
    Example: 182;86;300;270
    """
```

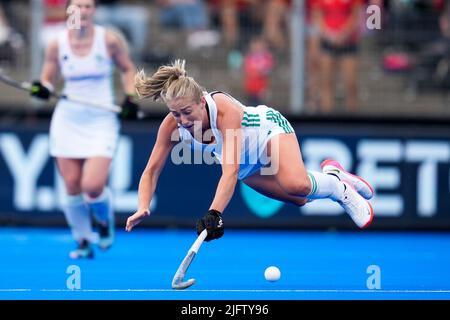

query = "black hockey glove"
196;209;224;242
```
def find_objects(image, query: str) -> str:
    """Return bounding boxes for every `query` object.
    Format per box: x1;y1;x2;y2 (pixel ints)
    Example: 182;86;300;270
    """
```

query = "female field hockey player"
31;0;139;258
125;60;374;241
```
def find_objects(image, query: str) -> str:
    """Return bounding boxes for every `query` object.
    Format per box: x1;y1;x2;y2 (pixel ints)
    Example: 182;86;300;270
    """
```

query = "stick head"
171;251;197;290
172;278;195;290
171;231;207;290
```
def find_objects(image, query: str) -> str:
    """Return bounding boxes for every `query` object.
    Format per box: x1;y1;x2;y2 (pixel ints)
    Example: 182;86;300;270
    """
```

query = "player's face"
167;96;206;132
69;0;96;28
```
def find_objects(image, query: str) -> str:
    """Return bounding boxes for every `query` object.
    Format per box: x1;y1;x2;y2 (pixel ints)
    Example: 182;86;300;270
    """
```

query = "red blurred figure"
243;37;274;106
313;0;363;114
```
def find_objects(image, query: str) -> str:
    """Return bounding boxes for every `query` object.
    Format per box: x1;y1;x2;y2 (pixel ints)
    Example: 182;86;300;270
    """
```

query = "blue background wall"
1;119;449;229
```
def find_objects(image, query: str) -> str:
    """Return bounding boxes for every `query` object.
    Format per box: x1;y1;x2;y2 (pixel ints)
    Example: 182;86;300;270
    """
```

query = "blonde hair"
135;60;204;103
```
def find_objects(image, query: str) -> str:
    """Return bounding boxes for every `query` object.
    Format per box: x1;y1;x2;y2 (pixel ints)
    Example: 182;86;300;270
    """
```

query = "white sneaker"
338;181;374;229
321;159;374;200
69;239;94;259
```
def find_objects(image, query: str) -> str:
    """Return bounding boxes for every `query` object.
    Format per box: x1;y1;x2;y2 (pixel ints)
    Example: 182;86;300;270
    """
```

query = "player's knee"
282;180;311;197
295;198;308;207
81;181;104;198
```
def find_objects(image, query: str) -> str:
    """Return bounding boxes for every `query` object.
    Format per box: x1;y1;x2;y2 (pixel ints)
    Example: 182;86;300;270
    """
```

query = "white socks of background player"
63;194;97;243
84;188;112;227
306;171;344;201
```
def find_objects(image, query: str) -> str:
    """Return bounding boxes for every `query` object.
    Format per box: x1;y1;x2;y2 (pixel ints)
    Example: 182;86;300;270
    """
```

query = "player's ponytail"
135;60;203;104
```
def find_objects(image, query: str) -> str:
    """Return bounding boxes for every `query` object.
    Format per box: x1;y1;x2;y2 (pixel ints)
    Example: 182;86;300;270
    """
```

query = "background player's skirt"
49;100;120;159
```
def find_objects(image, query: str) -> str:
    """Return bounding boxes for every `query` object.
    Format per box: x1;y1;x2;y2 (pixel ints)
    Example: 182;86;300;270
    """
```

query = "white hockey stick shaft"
171;229;208;290
0;71;122;113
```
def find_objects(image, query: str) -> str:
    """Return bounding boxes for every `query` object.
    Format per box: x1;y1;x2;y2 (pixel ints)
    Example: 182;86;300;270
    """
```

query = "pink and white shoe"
339;181;374;229
321;159;374;200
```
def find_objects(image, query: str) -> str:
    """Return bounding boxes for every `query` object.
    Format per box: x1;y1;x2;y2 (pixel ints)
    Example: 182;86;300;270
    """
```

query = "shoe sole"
362;201;374;229
321;159;374;199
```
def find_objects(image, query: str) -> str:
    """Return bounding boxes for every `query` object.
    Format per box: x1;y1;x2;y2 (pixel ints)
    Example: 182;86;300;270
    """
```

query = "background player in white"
125;60;374;240
31;0;139;258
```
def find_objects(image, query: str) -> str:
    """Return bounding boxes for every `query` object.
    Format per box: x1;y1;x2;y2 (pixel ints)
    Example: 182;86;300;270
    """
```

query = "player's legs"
265;133;373;228
243;133;331;206
266;133;343;200
81;157;112;198
57;158;84;195
81;157;114;250
243;172;308;207
56;158;95;258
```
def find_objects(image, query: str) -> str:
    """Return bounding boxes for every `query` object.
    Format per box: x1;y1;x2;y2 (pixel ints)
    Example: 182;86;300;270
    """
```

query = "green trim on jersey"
266;110;294;133
241;111;261;127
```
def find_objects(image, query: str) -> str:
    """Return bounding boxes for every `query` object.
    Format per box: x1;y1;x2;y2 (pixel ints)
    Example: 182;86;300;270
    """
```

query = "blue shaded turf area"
0;227;450;300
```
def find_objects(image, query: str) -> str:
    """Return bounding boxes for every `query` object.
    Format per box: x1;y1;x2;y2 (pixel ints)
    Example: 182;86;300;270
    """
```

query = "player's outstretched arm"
208;94;242;213
126;115;178;231
195;95;242;241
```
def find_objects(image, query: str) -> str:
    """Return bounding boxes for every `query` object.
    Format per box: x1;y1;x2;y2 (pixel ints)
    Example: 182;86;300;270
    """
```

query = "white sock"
63;194;97;243
307;171;345;201
84;188;113;226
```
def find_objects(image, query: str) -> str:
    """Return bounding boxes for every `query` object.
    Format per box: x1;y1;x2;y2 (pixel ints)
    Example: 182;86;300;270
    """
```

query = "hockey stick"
171;229;208;290
0;70;122;113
